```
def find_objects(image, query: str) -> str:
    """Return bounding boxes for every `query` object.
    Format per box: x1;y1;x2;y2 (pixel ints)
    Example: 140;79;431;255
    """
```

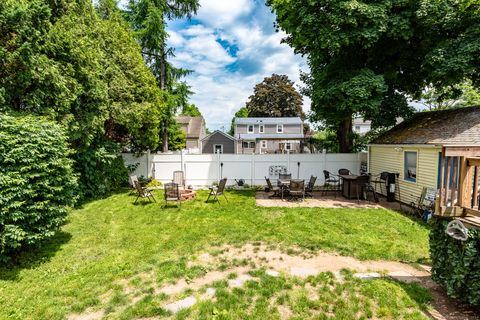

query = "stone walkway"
256;191;404;210
68;243;480;320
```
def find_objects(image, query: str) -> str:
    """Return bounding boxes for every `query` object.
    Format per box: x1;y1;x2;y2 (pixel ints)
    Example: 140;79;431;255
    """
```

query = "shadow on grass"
0;230;72;281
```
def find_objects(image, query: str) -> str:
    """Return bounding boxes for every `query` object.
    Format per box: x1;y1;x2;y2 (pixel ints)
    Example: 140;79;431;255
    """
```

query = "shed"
369;106;480;226
201;130;237;154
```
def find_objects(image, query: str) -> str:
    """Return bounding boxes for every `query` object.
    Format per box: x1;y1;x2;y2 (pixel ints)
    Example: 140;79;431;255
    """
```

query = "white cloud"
195;0;255;28
168;0;310;130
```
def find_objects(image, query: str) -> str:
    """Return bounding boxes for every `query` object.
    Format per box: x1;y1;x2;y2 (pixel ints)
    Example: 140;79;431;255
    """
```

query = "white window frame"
259;125;265;133
404;150;418;183
249;141;255;149
213;144;223;154
260;140;267;149
277;124;283;133
248;125;254;133
285;142;291;150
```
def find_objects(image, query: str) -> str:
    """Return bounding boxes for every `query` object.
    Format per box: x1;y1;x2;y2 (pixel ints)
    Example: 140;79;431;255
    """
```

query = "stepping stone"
333;271;344;281
353;272;381;280
266;270;279;277
388;271;418;283
228;274;254;288
290;267;319;277
164;296;196;314
205;287;216;298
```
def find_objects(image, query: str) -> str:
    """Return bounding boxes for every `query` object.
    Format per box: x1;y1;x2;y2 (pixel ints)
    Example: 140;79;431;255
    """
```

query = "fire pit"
180;188;196;201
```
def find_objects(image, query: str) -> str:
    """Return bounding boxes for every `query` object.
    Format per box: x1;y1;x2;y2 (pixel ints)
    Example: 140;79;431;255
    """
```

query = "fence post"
251;153;255;186
146;149;151;178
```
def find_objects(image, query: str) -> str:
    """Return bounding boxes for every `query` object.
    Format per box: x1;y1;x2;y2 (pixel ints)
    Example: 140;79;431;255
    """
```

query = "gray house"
234;117;304;154
176;116;207;150
201;130;237;154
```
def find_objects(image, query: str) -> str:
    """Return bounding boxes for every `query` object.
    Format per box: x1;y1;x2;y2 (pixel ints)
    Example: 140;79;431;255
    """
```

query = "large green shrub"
0;114;78;258
430;219;480;305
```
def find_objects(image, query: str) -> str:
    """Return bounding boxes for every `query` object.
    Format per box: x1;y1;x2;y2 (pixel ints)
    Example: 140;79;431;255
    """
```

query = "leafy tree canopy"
420;80;480;111
0;0;172;199
229;106;249;136
181;104;202;117
268;0;480;152
245;74;304;119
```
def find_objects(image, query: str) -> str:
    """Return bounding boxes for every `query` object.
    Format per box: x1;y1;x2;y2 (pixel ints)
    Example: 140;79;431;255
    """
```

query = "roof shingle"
371;106;480;146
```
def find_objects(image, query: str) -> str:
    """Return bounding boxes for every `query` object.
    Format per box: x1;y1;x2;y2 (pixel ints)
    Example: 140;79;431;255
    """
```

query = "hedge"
0;114;78;259
430;218;480;305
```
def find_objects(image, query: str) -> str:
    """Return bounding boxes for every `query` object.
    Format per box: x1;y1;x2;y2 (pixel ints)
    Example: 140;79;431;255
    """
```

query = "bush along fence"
430;219;480;305
0;114;78;261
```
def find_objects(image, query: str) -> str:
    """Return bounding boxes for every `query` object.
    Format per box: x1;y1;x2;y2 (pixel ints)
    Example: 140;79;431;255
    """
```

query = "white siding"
369;145;440;205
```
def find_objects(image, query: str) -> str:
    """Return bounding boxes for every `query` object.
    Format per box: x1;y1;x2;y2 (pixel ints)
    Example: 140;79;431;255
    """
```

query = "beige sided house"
368;107;480;214
176;116;207;150
234;117;304;154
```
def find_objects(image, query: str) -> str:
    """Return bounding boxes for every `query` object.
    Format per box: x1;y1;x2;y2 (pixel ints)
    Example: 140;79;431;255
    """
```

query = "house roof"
371;106;480;146
237;133;305;140
201;130;237;141
234;117;303;125
176;116;205;139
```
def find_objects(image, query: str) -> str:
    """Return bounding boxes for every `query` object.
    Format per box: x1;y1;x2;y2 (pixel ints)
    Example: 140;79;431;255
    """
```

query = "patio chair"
206;178;228;203
163;182;181;207
173;171;185;189
289;179;305;202
265;177;281;198
352;175;379;204
410;187;436;216
371;171;389;195
129;175;139;195
305;175;317;198
322;170;340;197
134;181;156;204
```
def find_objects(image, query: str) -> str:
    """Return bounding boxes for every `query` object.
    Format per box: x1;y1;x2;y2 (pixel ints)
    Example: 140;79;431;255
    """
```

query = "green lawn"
0;190;430;319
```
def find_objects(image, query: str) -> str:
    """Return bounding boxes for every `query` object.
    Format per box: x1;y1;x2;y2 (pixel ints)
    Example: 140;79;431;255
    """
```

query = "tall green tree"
0;0;170;199
229;106;249;136
181;103;202;117
246;74;304;118
420;80;480;111
126;0;199;152
268;0;480;152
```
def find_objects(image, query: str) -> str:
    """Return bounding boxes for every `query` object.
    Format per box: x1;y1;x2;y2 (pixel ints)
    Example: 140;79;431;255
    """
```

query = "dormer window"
259;125;264;133
248;125;254;133
277;124;283;133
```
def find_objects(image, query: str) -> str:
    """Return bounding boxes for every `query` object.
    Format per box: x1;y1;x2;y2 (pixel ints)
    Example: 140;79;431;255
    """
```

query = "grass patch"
0;190;429;319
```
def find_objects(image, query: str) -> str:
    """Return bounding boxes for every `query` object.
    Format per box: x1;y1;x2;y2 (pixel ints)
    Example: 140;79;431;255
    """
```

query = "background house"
201;130;237;154
352;118;372;135
176;116;207;150
234;117;304;154
368;107;480;212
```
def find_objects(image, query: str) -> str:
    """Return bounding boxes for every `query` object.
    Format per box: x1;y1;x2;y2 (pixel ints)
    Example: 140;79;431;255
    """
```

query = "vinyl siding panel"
202;133;235;154
369;145;440;205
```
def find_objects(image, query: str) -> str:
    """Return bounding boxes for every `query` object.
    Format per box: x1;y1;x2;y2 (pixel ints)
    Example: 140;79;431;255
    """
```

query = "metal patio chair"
163;182;181;207
352;175;379;204
173;171;185;189
134;180;156;204
371;171;389;195
206;178;228;203
289;179;305;202
305;175;317;198
265;177;281;198
322;170;340;197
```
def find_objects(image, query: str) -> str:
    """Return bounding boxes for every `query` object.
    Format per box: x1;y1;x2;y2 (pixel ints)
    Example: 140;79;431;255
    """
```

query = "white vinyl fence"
123;152;367;188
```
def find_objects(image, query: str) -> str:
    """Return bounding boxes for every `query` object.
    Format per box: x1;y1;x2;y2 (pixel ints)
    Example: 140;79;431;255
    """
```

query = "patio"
256;191;404;210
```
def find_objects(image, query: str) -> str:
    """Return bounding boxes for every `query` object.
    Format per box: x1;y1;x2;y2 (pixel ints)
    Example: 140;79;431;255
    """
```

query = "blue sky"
164;0;310;131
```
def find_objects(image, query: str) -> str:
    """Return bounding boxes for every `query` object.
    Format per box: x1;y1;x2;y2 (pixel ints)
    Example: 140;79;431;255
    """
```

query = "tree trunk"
160;47;168;153
337;115;353;153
